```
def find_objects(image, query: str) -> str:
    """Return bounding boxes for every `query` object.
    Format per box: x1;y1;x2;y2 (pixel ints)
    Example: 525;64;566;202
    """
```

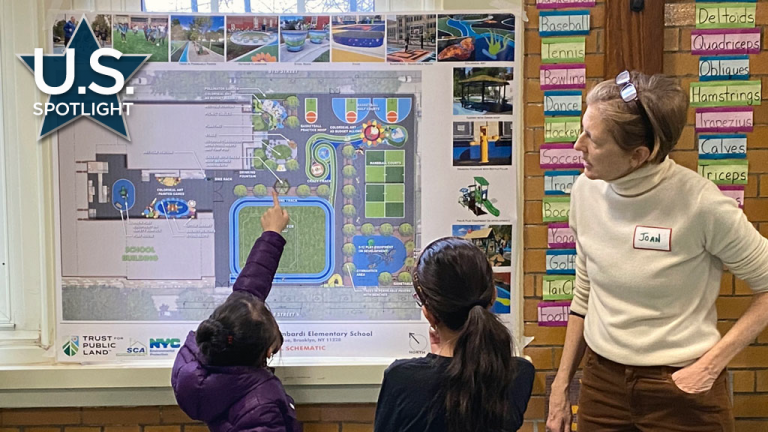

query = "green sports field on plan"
238;206;327;274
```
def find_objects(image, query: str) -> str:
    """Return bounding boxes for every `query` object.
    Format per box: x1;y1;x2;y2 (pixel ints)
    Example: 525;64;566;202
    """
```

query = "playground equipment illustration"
470;125;499;164
458;176;500;217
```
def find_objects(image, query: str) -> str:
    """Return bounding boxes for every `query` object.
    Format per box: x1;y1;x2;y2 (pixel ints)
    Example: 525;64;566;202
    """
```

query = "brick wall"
0;2;765;431
663;1;768;431
520;1;605;430
521;1;768;431
0;405;376;432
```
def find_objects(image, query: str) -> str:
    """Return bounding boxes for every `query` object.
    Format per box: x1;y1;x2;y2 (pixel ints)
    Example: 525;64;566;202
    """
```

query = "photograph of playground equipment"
437;14;515;62
453;67;514;115
332;15;385;62
457;176;501;217
492;272;512;314
227;16;279;62
170;15;225;62
53;14;112;54
279;16;330;62
452;224;512;267
386;15;436;63
453;121;512;166
113;15;169;62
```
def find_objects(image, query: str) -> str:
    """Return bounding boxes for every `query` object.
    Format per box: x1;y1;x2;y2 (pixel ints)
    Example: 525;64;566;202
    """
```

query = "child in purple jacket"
172;191;301;432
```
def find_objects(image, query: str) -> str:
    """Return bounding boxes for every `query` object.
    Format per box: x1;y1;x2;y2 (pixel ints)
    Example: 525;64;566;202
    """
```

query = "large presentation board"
52;9;522;363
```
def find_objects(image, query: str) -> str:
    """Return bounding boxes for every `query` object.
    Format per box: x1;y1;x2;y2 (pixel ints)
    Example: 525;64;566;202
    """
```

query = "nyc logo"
17;15;149;140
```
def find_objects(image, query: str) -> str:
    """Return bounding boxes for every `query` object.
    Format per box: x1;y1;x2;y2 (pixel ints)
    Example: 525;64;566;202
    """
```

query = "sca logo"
118;339;148;357
150;338;181;349
63;336;79;357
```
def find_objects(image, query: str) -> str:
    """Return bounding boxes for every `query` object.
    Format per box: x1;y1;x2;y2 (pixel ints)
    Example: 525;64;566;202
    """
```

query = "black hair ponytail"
414;237;516;432
445;304;514;432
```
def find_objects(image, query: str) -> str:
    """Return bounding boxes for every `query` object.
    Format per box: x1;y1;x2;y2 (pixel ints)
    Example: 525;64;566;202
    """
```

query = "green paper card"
543;275;575;300
543;196;571;222
698;158;748;185
696;3;756;29
690;80;761;107
541;37;586;64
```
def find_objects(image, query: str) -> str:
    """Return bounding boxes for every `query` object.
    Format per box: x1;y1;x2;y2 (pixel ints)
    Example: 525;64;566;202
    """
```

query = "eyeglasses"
412;270;425;307
412;292;423;307
616;70;654;150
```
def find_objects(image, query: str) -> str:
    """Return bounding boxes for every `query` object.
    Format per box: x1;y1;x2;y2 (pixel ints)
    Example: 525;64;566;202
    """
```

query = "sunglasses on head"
615;70;654;150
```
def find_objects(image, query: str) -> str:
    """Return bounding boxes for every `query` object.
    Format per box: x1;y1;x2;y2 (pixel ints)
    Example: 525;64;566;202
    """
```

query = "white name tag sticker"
633;226;672;251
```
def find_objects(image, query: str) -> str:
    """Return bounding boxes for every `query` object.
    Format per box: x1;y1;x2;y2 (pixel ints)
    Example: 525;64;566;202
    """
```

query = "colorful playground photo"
453;121;512;166
457;176;501;217
332;15;386;62
113;15;169;62
453;224;512;267
438;14;515;62
453;67;514;115
170;15;225;62
492;272;512;314
386;15;436;63
227;16;279;62
280;16;330;63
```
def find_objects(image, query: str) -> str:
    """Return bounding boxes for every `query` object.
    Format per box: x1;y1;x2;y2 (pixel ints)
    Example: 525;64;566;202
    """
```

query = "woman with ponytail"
374;237;534;432
172;191;301;432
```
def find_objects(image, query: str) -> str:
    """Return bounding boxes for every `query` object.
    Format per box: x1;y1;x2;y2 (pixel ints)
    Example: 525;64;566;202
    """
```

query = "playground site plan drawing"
52;9;521;362
57;68;422;333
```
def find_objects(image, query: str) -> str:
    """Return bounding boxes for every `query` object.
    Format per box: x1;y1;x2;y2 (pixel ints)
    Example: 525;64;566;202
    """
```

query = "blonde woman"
546;71;768;432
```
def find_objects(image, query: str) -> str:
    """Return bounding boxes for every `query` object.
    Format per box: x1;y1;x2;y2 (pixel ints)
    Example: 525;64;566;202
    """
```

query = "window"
143;0;374;13
143;0;197;12
0;1;51;356
0;54;9;328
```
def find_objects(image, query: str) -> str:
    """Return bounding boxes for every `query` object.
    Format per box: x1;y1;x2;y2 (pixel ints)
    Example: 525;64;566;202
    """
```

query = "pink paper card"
537;0;596;9
696;107;753;132
548;223;576;249
538;301;571;327
540;144;583;169
691;28;761;55
540;64;586;90
719;185;745;208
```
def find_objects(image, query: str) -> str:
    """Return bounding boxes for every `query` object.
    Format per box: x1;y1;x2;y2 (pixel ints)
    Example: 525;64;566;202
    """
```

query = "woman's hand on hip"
671;360;721;394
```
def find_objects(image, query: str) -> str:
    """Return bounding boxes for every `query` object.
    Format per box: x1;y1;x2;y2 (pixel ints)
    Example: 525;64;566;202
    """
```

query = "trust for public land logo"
63;336;79;357
16;15;149;140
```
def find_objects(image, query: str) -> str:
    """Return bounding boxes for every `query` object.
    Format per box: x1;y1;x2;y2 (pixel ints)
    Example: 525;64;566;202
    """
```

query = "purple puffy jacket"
171;231;301;432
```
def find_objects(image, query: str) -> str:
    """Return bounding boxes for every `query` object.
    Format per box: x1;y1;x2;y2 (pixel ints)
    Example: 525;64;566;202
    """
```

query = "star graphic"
17;15;149;140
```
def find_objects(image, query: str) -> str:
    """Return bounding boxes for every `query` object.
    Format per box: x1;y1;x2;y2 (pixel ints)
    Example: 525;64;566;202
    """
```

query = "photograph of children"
53;14;111;54
113;15;169;62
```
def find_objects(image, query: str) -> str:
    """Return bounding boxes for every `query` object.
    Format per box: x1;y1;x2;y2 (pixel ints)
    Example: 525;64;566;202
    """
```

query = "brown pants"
578;347;735;432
